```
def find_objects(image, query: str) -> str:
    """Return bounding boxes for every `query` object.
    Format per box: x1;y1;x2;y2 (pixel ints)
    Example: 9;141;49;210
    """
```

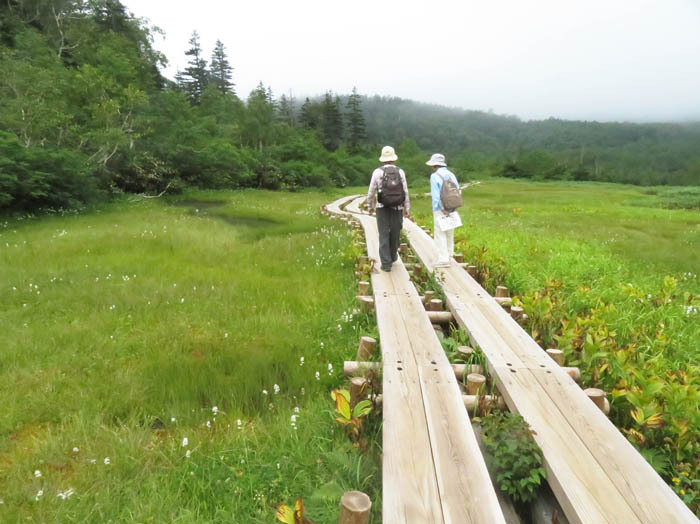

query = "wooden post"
467;265;478;278
358;281;370;296
494;297;513;307
399;243;408;254
358;256;369;266
356;336;376;361
546;349;565;366
463;394;504;411
467;373;486;395
563;366;581;381
356;295;374;313
344;361;380;377
350;377;367;408
427;311;453;324
457;346;474;361
423;290;436;304
452;364;484;379
584;388;609;414
510;306;524;321
428;298;443;312
495;286;509;298
454;253;464;263
339;491;371;524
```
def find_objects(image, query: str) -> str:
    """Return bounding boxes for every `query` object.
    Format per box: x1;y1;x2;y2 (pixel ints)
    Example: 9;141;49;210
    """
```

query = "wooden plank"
531;368;698;524
393;292;506;524
403;217;698;524
494;366;641;524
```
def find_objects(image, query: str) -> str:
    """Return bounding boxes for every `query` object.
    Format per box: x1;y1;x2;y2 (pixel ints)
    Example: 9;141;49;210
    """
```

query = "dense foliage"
1;1;699;213
0;1;374;211
363;97;700;186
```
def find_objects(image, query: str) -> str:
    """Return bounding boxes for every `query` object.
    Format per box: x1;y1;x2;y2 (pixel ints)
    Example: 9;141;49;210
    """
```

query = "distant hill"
360;96;700;186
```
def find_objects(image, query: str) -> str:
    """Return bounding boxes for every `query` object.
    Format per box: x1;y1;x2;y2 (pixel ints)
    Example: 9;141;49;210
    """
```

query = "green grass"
0;189;382;522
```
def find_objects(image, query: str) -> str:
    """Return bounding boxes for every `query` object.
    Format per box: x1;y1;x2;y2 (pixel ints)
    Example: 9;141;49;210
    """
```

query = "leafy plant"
331;389;373;445
276;497;313;524
479;411;546;504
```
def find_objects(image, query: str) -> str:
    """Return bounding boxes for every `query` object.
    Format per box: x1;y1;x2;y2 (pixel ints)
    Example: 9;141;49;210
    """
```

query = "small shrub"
480;411;546;504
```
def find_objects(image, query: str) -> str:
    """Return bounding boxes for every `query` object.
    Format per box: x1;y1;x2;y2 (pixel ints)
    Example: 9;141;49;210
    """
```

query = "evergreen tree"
209;39;234;95
182;31;208;104
321;91;343;150
299;97;316;129
345;86;367;150
278;93;295;126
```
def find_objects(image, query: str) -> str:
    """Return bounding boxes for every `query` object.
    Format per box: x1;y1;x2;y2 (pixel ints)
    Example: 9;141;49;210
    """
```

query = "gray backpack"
440;173;462;211
378;166;405;207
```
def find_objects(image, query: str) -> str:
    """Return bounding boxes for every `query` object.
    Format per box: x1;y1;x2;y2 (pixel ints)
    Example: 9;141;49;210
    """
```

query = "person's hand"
404;211;411;219
442;209;450;216
368;208;375;216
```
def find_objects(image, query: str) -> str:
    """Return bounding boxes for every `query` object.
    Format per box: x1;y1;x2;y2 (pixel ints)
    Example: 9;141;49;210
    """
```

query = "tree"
299;97;318;129
321;92;343;150
345;86;366;150
209;39;234;95
182;30;208;104
278;93;295;126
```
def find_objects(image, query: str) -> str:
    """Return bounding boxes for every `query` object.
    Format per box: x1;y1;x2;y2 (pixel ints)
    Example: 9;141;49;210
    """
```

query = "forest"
1;0;699;212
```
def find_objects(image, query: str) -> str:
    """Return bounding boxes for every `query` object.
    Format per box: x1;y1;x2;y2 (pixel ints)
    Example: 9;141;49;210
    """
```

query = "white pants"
433;211;454;263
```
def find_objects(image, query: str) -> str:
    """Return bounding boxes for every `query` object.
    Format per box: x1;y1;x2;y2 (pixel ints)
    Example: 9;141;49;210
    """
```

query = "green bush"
0;131;98;210
480;411;546;503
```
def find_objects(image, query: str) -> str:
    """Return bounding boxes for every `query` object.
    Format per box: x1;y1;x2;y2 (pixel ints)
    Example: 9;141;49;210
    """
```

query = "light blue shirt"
430;167;459;211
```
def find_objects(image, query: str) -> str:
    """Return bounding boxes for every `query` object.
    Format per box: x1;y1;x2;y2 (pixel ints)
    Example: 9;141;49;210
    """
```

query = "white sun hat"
426;153;447;167
379;145;398;162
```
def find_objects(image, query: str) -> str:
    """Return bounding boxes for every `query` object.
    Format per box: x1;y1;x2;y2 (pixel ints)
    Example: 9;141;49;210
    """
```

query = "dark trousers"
376;206;403;270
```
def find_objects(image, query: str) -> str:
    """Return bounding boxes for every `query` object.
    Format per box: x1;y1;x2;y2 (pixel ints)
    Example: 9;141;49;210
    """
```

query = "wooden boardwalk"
327;196;506;523
398;202;698;524
327;194;698;524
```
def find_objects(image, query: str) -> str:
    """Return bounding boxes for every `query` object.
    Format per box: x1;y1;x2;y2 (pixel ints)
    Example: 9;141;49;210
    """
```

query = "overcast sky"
120;0;700;123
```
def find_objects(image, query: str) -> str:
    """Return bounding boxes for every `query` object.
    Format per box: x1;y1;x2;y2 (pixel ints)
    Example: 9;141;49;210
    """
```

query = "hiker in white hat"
427;153;462;267
367;146;410;272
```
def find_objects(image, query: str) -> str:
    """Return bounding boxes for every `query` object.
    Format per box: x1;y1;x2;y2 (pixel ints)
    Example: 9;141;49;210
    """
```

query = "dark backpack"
378;165;405;207
439;172;462;211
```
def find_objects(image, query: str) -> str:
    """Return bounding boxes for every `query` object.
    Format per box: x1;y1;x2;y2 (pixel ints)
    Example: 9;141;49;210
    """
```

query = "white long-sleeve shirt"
367;164;410;212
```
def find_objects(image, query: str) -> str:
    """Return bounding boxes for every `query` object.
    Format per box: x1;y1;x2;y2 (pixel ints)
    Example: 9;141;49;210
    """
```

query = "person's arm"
430;173;442;211
400;169;410;216
367;169;380;213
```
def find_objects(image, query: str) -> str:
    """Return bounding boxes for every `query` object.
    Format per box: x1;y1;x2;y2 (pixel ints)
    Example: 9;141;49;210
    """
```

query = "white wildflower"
185;450;191;458
212;406;219;415
299;356;304;366
182;437;188;447
103;457;110;465
72;447;79;453
34;470;42;478
273;384;280;394
315;371;320;381
262;389;268;395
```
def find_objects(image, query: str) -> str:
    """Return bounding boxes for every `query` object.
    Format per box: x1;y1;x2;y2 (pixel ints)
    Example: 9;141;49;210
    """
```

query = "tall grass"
0;189;382;522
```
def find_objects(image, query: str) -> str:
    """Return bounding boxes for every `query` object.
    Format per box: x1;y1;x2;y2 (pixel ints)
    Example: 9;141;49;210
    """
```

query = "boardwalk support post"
350;377;368;408
584;388;610;415
344;361;380;377
356;336;376;361
358;281;370;295
467;373;487;395
339;491;371;524
546;349;565;366
495;286;509;298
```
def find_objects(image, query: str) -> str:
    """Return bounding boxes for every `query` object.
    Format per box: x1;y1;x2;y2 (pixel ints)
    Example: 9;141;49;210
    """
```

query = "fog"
121;0;700;122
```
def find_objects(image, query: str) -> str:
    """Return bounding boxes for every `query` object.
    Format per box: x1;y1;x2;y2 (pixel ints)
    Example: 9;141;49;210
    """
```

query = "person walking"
427;153;460;266
367;145;410;272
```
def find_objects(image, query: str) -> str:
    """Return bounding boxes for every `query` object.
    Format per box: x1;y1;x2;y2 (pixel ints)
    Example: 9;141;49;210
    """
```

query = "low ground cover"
411;178;700;514
0;189;382;522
